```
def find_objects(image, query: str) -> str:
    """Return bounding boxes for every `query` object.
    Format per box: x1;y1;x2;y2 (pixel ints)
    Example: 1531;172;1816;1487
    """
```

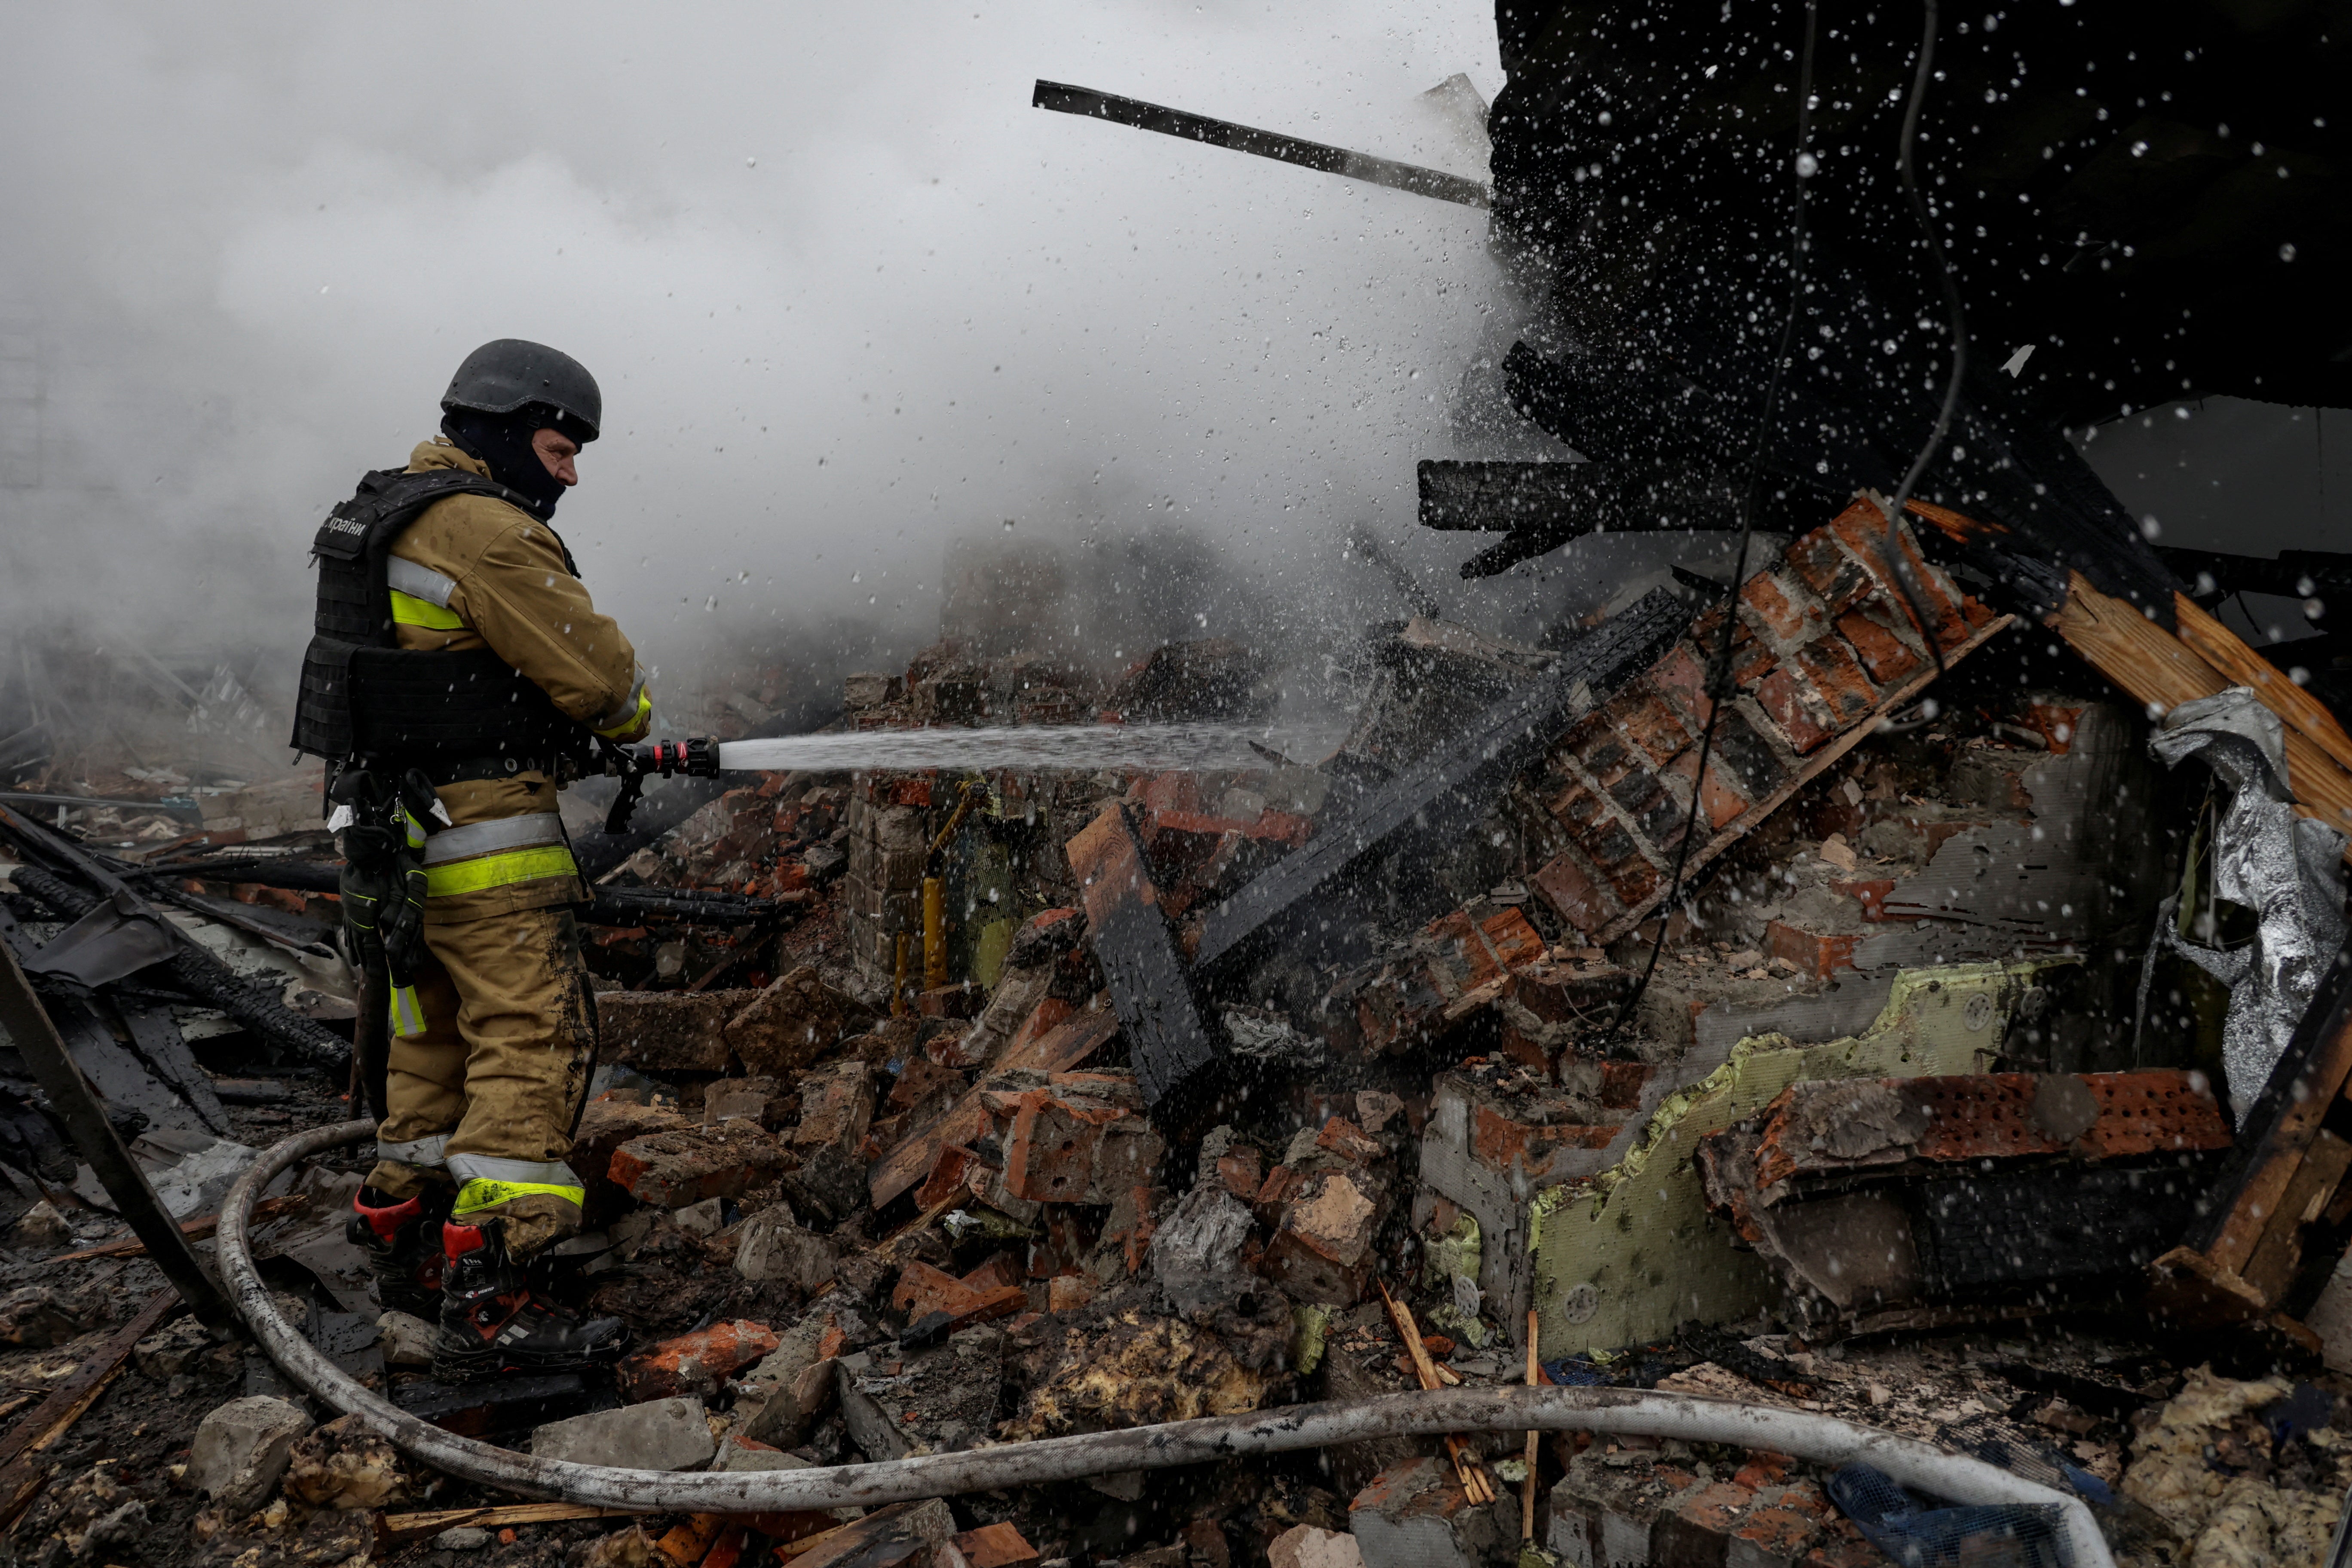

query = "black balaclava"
440;406;569;519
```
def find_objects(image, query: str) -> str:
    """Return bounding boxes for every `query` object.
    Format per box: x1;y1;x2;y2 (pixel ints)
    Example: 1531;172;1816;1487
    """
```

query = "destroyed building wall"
1522;502;2006;945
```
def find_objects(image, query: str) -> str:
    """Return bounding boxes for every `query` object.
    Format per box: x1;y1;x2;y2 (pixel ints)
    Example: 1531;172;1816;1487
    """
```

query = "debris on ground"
14;461;2352;1568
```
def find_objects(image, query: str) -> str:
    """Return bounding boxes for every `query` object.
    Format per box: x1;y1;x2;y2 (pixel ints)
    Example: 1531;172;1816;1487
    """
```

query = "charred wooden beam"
1192;586;1691;980
2147;944;2352;1331
1032;80;1491;209
1067;804;1228;1124
2159;545;2352;609
1418;458;1750;579
0;942;236;1329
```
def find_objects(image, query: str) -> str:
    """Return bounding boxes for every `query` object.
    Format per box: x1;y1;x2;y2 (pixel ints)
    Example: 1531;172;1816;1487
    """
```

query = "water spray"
598;723;1281;833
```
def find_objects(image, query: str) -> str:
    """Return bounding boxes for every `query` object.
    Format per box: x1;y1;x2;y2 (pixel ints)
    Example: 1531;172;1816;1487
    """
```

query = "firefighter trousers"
365;906;599;1260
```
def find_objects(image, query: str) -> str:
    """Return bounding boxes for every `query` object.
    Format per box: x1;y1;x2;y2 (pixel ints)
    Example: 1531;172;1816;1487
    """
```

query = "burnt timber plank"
1068;805;1227;1121
1032;81;1490;209
2147;943;2352;1325
1193;587;1692;980
1419;460;1598;532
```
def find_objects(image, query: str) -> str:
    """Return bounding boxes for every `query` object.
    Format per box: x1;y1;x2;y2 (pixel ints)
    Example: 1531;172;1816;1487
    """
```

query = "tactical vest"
289;468;600;774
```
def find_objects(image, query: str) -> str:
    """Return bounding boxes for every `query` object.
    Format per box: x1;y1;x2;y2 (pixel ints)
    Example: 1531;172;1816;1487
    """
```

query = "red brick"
1766;919;1859;977
991;995;1077;1066
951;1525;1040;1568
1730;1504;1824;1568
1654;1480;1758;1568
1831;877;1899;921
1800;1540;1886;1568
1730;638;1779;688
1471;1102;1617;1179
1533;849;1622;934
1597;843;1663;909
1427;906;1547;987
1260;1167;1387;1306
917;983;983;1020
890;1260;1027;1331
1733;1453;1796;1488
884;778;933;808
1740;571;1818;644
960;1252;1023;1292
1838;511;1990;651
608;1120;787;1207
572;1099;688;1224
792;1061;877;1155
1753;663;1839;754
1216;1146;1262;1199
1666;747;1753;832
616;1319;780;1403
1785;523;1876;614
1550;781;1608;831
1598;1060;1653;1110
655;1516;722;1567
1614;685;1698;767
1316;1115;1386;1165
1506;959;1632;1025
1652;642;1718;728
1834;608;1924;686
914;1145;978;1212
1577;730;1642;790
1003;1078;1164;1204
1794;637;1881;727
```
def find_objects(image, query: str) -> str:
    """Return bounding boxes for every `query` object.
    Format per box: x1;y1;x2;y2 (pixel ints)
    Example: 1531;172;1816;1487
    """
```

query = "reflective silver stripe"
592;669;649;732
421;812;567;866
447;1154;582;1186
375;1133;450;1168
387;556;459;608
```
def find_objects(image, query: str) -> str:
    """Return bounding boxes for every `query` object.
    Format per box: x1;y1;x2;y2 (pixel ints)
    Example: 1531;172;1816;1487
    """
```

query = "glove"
338;821;431;1038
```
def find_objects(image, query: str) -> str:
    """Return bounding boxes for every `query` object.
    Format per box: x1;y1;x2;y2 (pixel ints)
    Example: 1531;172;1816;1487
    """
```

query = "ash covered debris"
10;488;2352;1568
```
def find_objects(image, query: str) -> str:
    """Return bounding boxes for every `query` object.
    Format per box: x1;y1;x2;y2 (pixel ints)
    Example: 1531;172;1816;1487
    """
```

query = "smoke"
0;2;1516;708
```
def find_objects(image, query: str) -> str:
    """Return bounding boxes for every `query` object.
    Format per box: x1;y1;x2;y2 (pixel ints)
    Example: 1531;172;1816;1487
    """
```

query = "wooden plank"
1522;1310;1541;1544
377;1502;642;1547
1595;612;2016;943
2204;981;2352;1274
2173;593;2352;769
2056;573;2352;848
2242;1129;2352;1303
1069;805;1225;1115
1379;1283;1494;1505
0;1290;178;1526
867;1004;1118;1210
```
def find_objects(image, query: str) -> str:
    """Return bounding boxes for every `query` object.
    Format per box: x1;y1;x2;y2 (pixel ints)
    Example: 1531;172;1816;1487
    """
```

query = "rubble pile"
10;491;2352;1568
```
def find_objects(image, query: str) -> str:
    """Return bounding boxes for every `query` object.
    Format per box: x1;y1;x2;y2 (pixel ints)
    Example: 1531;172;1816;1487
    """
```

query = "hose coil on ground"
217;1120;2113;1568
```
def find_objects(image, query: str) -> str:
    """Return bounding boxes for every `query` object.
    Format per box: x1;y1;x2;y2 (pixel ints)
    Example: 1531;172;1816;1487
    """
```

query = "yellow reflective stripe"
593;688;653;739
452;1178;585;1216
391;589;465;630
389;984;427;1038
423;843;579;898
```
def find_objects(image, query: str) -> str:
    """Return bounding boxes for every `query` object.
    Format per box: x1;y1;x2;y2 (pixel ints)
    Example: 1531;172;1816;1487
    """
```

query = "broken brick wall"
1523;502;2004;943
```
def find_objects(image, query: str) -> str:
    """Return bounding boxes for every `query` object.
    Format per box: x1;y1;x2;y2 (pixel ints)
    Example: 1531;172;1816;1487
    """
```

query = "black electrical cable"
1592;0;1821;1051
1874;0;1967;674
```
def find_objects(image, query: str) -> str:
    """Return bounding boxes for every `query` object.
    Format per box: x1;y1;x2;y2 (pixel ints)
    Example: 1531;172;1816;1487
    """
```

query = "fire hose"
218;1121;2113;1568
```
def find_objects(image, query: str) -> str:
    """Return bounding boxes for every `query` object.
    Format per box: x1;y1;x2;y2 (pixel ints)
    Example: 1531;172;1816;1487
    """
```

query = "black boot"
346;1185;450;1318
432;1216;629;1381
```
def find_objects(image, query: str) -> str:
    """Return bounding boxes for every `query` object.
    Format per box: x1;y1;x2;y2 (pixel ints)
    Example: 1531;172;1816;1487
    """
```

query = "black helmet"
441;339;602;444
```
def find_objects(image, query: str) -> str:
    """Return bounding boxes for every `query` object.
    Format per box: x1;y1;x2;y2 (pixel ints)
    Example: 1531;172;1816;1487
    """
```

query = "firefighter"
291;339;651;1378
